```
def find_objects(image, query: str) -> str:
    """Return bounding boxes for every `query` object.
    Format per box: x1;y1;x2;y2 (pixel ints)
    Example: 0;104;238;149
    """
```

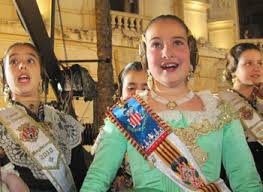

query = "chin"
160;82;177;88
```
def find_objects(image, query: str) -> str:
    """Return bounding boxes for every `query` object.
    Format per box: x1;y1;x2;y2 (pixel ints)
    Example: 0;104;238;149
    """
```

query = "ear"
188;35;198;72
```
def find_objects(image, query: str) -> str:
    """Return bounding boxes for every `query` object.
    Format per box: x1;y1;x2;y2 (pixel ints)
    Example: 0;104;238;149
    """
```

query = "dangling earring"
3;84;10;94
231;74;237;85
38;81;43;95
147;70;154;90
3;84;11;103
187;65;194;81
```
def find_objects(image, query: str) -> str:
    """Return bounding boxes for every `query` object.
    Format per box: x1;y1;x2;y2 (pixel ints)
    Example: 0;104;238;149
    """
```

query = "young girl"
81;15;262;192
219;42;263;181
117;61;148;100
0;42;87;191
93;61;147;191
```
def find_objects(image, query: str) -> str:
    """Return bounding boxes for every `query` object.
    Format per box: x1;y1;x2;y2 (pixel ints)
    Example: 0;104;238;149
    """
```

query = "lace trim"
0;105;82;179
0;122;46;179
45;106;82;163
158;91;238;165
158;91;220;124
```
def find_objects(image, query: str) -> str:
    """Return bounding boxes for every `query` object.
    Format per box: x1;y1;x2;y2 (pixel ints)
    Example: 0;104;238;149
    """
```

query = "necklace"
151;90;195;110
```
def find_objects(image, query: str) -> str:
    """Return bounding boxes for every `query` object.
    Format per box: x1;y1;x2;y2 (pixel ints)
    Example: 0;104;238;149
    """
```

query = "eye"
173;40;185;47
127;87;135;91
258;60;263;66
150;40;163;49
9;58;18;65
27;58;35;64
244;61;253;66
142;86;149;91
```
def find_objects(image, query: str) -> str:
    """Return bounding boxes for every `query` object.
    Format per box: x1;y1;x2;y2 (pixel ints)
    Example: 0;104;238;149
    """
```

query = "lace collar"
157;90;220;124
9;100;45;121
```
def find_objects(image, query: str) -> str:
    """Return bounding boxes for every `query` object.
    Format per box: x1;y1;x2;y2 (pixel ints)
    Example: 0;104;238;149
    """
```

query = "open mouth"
18;74;31;83
161;63;179;70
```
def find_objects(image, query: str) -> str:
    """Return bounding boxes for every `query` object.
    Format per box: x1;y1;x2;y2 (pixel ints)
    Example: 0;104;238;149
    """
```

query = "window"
110;0;138;14
238;0;263;39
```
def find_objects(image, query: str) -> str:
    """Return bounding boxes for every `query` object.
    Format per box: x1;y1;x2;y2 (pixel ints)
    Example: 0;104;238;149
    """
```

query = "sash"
106;96;230;192
0;106;77;192
218;91;263;146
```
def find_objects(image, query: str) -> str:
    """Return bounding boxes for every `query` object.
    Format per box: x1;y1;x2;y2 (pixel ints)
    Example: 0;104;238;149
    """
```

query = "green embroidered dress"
81;91;262;192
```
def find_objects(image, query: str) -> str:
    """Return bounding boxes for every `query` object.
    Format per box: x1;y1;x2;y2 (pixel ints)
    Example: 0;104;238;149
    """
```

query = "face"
122;70;148;99
145;19;191;88
4;45;42;98
234;49;263;85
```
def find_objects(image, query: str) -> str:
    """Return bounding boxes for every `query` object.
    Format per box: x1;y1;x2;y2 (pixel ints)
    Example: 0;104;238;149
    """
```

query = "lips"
161;63;179;70
18;74;31;83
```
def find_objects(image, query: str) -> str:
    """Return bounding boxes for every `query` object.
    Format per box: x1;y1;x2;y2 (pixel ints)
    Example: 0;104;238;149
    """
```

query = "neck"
12;94;40;114
153;80;190;100
232;83;254;98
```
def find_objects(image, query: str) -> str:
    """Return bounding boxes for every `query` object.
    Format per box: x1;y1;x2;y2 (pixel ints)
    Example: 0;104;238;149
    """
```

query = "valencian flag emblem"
126;107;143;128
18;123;39;142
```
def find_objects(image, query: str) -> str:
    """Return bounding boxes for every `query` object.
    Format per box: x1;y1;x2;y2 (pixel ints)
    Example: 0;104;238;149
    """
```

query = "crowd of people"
0;14;262;192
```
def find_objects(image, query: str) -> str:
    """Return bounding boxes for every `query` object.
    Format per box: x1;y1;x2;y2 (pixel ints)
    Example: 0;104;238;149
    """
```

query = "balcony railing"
110;11;147;47
111;10;144;33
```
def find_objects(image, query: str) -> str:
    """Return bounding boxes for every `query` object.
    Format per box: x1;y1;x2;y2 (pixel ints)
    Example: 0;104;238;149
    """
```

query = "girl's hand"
1;164;29;192
3;173;30;192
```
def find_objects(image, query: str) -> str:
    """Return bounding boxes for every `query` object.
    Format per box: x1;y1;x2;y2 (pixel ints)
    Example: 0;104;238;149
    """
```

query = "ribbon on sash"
106;96;230;192
218;91;263;146
0;107;77;192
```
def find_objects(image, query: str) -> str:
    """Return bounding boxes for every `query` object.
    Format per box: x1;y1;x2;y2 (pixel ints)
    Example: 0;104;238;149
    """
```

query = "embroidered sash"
0;106;77;192
218;91;263;146
106;96;230;192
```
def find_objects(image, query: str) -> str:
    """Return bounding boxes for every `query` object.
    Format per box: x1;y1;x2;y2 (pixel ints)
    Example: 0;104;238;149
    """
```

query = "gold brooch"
239;106;253;120
18;123;39;142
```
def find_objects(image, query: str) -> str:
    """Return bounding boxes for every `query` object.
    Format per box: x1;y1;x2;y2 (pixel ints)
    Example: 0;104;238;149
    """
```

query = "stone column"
139;0;174;18
183;0;209;40
208;20;235;49
207;0;236;49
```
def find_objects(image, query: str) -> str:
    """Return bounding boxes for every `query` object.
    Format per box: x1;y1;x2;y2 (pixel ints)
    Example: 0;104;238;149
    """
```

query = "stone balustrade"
111;10;145;48
111;10;144;33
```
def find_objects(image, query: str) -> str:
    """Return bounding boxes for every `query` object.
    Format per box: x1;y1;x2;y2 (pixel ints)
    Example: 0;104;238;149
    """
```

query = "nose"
252;61;262;71
161;44;174;59
136;89;147;96
135;89;142;95
18;62;26;70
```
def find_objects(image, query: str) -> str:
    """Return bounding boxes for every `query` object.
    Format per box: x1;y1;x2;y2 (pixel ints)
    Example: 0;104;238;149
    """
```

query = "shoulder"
44;104;67;116
44;104;78;122
197;90;239;126
217;89;238;102
196;90;219;109
44;104;84;132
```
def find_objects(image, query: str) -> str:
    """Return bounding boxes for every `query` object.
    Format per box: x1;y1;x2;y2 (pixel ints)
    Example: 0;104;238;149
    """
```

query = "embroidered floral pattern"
0;105;82;179
239;106;253;120
160;92;238;166
0;121;45;179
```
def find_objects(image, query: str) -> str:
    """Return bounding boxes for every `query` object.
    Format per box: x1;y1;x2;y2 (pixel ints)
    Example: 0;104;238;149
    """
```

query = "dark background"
238;0;263;39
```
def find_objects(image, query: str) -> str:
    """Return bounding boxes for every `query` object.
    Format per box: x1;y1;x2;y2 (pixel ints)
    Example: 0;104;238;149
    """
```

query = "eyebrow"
9;52;38;59
127;82;136;85
148;36;187;42
127;82;148;86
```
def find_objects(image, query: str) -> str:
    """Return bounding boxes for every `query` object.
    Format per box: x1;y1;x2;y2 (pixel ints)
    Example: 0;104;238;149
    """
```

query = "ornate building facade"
0;0;262;123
